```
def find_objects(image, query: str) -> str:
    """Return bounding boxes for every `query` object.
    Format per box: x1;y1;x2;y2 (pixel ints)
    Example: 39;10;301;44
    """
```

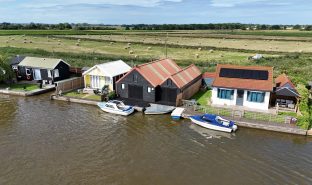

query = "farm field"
0;35;266;66
63;34;312;53
0;29;312;84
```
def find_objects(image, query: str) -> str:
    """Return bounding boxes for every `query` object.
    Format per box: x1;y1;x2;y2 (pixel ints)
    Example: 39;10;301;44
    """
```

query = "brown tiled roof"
169;64;202;88
212;64;273;91
202;72;215;79
275;73;296;89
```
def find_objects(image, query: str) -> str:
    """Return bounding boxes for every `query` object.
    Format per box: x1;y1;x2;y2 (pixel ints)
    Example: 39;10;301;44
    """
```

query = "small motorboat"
189;114;238;133
97;100;134;116
171;107;185;120
144;104;175;115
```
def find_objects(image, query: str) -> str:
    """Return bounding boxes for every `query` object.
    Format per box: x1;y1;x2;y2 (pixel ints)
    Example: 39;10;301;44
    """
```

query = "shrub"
296;84;312;129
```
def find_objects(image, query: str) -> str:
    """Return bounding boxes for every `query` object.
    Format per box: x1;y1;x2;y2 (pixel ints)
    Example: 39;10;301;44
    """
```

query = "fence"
181;100;293;124
69;67;83;76
55;77;84;94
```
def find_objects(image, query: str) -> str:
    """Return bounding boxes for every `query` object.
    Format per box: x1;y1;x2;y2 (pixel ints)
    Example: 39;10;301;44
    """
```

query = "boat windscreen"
202;116;213;122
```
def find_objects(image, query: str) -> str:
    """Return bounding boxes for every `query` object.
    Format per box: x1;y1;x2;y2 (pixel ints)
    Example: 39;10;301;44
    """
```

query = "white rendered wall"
211;87;237;106
243;91;270;110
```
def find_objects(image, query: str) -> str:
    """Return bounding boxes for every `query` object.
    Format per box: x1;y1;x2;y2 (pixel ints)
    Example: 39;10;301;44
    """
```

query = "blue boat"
189;114;238;133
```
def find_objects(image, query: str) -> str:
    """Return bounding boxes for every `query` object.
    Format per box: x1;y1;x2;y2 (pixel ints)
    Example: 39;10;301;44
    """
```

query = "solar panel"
219;68;269;80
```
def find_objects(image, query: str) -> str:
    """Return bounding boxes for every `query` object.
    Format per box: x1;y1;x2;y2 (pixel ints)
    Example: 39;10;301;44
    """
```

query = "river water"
0;94;312;185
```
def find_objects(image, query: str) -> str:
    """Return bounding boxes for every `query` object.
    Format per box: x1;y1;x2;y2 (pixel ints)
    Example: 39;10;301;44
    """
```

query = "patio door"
236;90;244;106
91;75;100;89
33;69;42;80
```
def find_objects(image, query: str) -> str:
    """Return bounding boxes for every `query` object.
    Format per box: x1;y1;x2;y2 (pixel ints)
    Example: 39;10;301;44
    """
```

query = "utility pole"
165;32;168;58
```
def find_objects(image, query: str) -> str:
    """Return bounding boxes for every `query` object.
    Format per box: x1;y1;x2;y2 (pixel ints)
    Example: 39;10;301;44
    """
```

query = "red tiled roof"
116;59;201;89
202;72;215;79
212;64;273;91
275;73;296;89
169;64;202;88
135;58;182;87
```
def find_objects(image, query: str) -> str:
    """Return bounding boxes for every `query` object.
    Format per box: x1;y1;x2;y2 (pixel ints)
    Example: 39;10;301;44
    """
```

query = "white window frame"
54;69;60;78
47;70;52;78
147;87;152;93
121;84;125;90
25;68;31;75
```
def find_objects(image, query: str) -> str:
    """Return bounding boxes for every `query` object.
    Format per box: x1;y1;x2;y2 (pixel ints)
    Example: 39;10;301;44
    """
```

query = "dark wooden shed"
116;59;202;106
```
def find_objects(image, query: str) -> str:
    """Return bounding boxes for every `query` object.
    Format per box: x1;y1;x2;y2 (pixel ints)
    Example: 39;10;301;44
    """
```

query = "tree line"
0;22;116;30
1;22;312;31
125;24;312;30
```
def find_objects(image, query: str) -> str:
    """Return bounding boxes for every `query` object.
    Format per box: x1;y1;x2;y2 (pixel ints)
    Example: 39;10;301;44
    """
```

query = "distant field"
0;35;267;66
63;34;312;53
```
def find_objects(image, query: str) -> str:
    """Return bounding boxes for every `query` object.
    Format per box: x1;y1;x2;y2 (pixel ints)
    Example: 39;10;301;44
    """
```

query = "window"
105;77;111;84
121;84;125;90
247;91;265;103
133;74;138;82
47;70;52;78
25;68;31;75
91;75;100;88
54;69;59;78
167;79;172;86
33;69;42;80
147;87;152;93
217;89;234;100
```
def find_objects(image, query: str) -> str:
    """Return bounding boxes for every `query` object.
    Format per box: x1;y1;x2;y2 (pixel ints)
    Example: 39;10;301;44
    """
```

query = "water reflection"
0;94;312;185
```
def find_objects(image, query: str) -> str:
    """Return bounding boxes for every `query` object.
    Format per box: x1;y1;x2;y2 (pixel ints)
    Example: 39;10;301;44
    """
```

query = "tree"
271;25;281;30
305;25;312;31
0;55;13;83
293;25;302;30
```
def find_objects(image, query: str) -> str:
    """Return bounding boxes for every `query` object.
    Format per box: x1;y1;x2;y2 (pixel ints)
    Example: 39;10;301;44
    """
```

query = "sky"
0;0;312;24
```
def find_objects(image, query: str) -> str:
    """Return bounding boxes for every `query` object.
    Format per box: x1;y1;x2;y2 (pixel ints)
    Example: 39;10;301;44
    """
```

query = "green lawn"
191;90;212;105
0;83;39;91
64;90;101;101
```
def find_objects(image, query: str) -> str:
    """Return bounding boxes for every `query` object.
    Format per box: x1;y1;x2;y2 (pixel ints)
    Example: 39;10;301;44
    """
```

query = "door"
236;90;244;106
33;69;42;80
91;75;100;88
160;87;177;103
128;84;143;99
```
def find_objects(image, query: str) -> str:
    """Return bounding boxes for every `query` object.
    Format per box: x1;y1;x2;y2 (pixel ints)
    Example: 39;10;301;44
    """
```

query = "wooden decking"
182;107;307;136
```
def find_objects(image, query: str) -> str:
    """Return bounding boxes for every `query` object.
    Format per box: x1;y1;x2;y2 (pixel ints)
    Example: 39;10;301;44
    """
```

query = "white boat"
189;114;238;133
144;103;175;115
171;107;185;120
97;100;135;116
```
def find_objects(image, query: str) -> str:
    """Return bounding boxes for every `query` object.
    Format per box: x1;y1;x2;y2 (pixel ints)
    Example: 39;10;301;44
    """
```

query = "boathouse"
17;57;70;84
273;74;300;111
211;64;273;111
82;60;131;92
116;59;202;106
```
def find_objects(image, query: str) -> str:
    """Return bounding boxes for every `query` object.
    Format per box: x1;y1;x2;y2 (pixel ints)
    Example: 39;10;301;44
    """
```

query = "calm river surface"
1;94;312;185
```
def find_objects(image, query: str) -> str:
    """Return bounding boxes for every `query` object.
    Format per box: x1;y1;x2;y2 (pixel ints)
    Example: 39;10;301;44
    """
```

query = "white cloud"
21;0;182;8
211;0;267;7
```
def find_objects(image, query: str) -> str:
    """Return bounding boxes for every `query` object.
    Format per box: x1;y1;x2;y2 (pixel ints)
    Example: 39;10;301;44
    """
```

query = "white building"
82;60;131;92
211;64;273;111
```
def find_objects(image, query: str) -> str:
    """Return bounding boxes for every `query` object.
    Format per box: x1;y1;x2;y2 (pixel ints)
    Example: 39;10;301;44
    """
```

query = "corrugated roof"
135;59;182;87
18;57;69;69
116;59;202;89
170;64;202;88
275;73;296;89
83;60;131;77
212;64;273;92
